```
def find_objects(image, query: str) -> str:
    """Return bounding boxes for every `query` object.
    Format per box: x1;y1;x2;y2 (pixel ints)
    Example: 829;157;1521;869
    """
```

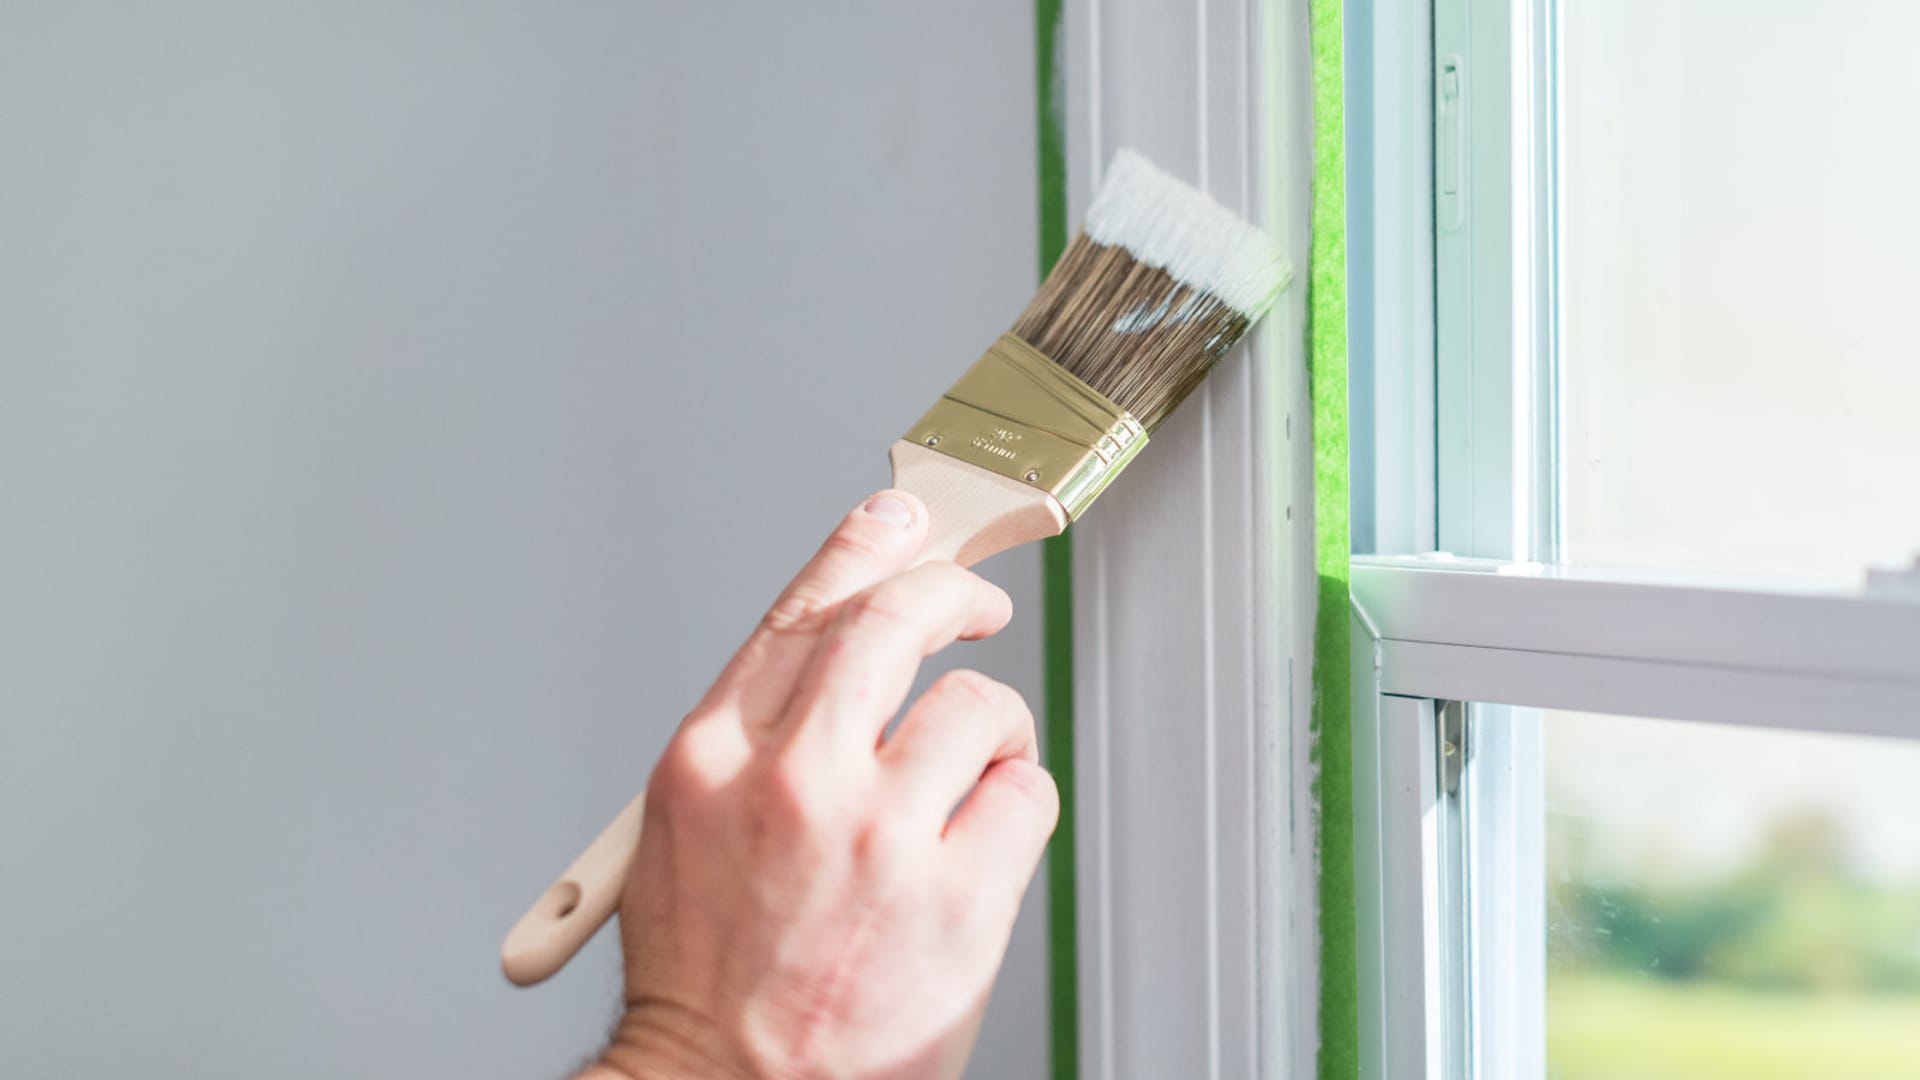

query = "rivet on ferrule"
903;333;1149;520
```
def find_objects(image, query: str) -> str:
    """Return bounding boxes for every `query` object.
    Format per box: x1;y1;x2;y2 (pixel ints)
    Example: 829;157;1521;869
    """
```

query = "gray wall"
0;4;1047;1077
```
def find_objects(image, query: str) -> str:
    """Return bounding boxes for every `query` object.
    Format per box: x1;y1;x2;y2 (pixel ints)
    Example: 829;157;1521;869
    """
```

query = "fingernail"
862;493;914;528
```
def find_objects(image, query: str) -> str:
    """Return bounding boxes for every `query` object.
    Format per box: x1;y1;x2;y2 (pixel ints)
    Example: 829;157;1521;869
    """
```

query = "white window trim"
1061;0;1318;1077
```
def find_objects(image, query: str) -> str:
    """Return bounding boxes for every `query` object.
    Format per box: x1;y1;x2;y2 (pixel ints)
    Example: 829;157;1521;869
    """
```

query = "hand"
587;490;1060;1080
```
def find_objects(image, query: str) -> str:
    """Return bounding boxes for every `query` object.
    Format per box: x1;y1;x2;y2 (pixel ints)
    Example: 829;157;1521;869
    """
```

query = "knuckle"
760;586;834;635
820;525;891;567
851;813;917;868
648;720;735;809
757;751;830;830
926;560;985;597
842;581;918;630
999;761;1062;825
761;755;811;811
647;755;707;816
984;580;1014;616
936;668;1017;712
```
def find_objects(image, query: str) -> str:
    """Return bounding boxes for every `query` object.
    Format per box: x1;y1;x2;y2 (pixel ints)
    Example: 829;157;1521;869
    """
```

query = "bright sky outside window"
1560;0;1920;579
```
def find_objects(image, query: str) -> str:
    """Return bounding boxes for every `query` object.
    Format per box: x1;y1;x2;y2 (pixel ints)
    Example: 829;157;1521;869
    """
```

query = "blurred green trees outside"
1550;809;1920;993
1547;808;1920;1076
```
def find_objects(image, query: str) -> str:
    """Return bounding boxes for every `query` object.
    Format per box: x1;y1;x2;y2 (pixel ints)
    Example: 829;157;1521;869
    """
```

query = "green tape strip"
1308;0;1356;1075
1041;529;1076;1080
1033;2;1077;1079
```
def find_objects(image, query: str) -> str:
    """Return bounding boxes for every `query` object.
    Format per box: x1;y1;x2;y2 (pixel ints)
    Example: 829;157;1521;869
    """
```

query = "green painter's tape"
1033;2;1077;1079
1041;529;1075;1080
1309;0;1356;1075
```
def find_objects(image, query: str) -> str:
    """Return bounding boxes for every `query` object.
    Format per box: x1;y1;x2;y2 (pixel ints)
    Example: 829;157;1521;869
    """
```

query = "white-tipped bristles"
1084;149;1291;319
1010;149;1292;431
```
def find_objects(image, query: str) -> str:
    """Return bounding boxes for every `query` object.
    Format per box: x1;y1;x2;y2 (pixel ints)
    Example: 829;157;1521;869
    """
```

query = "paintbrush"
500;149;1290;987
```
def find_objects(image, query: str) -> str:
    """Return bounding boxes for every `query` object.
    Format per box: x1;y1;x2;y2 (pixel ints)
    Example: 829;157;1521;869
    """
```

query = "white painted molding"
1064;1;1317;1076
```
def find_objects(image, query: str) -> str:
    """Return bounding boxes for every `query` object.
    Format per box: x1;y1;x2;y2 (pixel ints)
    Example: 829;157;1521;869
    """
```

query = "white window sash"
1433;0;1559;565
1353;557;1920;1074
1356;557;1920;721
1353;0;1920;1071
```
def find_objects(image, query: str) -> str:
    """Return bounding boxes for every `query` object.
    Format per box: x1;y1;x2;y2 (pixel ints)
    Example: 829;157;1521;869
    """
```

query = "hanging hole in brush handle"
500;789;645;987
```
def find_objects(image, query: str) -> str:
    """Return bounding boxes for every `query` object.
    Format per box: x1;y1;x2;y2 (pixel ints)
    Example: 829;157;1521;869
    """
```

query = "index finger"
695;490;928;721
777;562;1013;749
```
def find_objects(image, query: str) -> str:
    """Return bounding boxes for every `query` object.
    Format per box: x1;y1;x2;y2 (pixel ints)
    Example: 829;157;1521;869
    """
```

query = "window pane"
1560;1;1920;577
1546;710;1920;1077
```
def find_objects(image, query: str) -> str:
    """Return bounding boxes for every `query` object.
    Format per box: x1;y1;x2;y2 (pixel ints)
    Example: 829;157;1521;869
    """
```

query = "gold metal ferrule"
904;333;1147;520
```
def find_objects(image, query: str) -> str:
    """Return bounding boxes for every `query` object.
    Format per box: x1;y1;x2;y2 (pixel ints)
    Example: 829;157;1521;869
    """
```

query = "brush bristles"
1012;238;1245;432
1011;151;1290;433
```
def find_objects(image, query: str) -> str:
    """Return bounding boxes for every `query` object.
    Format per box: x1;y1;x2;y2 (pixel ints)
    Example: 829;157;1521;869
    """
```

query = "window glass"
1560;0;1920;578
1546;709;1920;1076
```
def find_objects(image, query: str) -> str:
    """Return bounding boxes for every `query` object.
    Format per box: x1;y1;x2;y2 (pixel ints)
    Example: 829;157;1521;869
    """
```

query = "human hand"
585;490;1059;1080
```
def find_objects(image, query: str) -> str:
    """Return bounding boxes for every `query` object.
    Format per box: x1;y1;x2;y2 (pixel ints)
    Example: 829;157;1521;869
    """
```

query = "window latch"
1439;699;1469;796
1437;55;1465;231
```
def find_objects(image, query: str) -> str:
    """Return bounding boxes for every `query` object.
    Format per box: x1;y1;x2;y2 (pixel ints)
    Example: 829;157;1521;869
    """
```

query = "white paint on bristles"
1084;149;1291;319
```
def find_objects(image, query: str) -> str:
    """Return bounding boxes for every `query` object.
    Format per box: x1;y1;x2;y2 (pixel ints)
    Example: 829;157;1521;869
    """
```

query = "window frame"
1350;0;1920;1075
1060;1;1319;1076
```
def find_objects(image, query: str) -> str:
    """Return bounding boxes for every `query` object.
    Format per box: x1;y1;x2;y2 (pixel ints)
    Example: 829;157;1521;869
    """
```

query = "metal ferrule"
904;333;1148;520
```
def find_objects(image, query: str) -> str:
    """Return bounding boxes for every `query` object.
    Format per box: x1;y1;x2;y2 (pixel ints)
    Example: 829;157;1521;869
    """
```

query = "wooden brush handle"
888;440;1070;566
499;443;1068;987
501;789;645;986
